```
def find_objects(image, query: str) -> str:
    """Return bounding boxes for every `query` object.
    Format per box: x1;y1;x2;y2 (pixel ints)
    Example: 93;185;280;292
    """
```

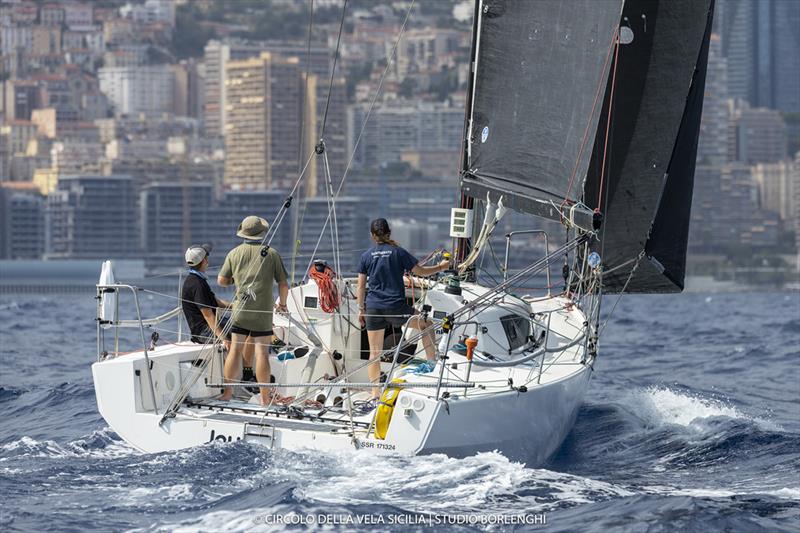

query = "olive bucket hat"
236;215;269;240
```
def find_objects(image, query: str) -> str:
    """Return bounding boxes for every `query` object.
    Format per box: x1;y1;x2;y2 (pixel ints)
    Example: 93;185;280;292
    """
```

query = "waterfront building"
0;183;45;259
46;175;139;259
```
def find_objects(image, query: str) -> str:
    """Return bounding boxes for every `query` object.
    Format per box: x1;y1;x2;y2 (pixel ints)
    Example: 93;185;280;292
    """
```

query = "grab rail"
96;283;159;415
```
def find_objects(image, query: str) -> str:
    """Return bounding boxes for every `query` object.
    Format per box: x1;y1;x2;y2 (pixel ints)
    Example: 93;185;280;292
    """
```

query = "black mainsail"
460;0;624;229
460;0;714;294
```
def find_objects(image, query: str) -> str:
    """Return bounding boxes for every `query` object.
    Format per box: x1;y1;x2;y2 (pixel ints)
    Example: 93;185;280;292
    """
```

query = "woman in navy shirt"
356;218;449;403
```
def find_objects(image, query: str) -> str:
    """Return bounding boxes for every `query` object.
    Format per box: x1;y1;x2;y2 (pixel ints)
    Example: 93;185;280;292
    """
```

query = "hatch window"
500;314;531;351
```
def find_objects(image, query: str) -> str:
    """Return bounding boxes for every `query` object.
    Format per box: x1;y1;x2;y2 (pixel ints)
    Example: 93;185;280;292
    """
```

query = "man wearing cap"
218;215;290;405
181;244;231;348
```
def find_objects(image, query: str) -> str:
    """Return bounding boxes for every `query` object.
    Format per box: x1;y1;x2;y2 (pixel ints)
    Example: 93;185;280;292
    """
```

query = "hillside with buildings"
0;0;797;284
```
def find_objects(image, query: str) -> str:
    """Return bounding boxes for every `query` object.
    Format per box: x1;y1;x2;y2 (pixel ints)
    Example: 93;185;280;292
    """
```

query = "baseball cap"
185;243;212;266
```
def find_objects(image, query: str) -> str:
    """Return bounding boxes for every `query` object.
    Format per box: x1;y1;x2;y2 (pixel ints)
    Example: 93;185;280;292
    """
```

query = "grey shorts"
364;305;415;331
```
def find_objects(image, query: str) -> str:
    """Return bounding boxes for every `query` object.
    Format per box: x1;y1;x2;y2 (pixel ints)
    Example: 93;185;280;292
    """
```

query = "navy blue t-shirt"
358;243;418;309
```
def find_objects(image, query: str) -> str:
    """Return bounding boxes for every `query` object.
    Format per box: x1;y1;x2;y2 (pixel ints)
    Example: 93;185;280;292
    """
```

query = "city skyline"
0;0;797;285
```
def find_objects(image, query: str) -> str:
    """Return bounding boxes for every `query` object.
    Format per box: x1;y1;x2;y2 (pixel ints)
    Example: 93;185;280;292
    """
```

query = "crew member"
181;244;231;349
356;218;449;407
218;216;290;405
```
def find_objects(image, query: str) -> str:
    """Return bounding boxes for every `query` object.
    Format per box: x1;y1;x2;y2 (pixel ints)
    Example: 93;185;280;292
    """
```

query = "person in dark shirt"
181;244;231;348
356;219;449;403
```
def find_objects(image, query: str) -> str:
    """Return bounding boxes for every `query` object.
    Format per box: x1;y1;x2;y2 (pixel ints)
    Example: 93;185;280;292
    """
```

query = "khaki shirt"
220;242;287;332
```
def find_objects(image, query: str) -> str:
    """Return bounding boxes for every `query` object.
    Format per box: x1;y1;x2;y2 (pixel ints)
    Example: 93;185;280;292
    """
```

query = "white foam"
644;485;800;501
0;428;138;461
290;450;634;514
136;507;284;533
115;483;195;506
621;386;782;432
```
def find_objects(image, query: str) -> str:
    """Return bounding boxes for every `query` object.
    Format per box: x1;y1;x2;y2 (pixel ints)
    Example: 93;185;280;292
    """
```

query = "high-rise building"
294;196;370;275
46;175;139;259
204;39;345;193
140;181;215;266
203;39;330;138
697;34;729;166
730;104;788;164
348;100;463;171
719;0;800;112
139;180;295;269
223;53;302;189
0;183;45;259
99;65;174;116
171;59;204;119
752;160;796;221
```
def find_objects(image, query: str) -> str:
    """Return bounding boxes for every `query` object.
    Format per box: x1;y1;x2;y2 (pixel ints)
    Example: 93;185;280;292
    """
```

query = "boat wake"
0;383;797;531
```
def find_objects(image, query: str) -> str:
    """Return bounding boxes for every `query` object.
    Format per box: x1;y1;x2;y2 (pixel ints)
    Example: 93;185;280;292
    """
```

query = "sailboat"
91;0;714;465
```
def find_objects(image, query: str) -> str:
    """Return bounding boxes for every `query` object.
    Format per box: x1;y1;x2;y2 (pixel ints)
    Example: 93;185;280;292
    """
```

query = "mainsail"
460;0;624;228
583;0;715;293
459;0;714;294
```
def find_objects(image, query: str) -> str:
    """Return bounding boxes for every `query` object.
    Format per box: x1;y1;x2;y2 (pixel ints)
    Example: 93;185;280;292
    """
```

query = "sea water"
0;291;798;531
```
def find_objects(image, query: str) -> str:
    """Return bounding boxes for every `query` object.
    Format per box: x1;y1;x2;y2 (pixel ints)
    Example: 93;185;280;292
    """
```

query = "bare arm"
276;280;289;311
411;260;449;278
357;274;367;326
200;307;224;339
215;296;230;308
357;274;367;310
217;275;233;287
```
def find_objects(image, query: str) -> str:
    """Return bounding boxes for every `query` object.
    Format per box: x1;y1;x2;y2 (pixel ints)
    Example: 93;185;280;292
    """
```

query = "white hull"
92;279;595;465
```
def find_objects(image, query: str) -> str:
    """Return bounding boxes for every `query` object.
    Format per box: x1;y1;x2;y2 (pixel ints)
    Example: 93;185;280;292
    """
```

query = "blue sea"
0;290;798;531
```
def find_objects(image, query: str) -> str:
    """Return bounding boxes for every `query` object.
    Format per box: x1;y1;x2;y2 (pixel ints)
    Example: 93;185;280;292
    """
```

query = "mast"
454;0;483;267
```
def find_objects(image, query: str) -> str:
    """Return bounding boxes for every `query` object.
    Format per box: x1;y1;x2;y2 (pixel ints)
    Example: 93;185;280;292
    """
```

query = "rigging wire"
595;31;621;211
291;0;316;284
560;26;620;212
318;0;348;141
301;0;417;281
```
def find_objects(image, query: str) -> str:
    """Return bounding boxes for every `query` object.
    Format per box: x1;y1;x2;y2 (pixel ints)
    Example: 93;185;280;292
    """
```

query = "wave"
0;428;136;461
620;385;783;432
545;493;800;533
0;386;26;403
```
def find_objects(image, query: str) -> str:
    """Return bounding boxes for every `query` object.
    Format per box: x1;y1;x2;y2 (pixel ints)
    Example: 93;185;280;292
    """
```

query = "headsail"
583;0;715;293
460;0;624;229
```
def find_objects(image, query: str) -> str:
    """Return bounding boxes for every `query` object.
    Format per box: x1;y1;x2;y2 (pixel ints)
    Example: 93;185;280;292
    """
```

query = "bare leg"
367;328;385;398
243;338;254;368
408;316;436;361
221;332;246;400
254;335;274;406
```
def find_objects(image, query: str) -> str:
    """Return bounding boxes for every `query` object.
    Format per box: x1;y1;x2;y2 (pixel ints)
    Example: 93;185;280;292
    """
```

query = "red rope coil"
309;262;340;313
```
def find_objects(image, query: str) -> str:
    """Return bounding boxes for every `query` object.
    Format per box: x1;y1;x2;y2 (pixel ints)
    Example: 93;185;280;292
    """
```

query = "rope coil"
309;262;340;313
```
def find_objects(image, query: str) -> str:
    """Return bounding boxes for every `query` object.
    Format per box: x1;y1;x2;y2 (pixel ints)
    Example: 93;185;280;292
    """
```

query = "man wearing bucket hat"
181;243;232;348
218;215;290;405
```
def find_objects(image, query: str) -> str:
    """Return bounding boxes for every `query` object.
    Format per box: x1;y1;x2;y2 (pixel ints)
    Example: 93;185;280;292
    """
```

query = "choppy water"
0;291;798;531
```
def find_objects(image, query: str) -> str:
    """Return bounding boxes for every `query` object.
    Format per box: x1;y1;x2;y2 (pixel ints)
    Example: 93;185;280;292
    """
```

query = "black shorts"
365;305;415;331
230;325;273;337
191;317;231;344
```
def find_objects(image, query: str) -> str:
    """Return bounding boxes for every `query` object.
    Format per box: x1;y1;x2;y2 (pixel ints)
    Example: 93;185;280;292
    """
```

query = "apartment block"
98;65;174;115
46;175;139;259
